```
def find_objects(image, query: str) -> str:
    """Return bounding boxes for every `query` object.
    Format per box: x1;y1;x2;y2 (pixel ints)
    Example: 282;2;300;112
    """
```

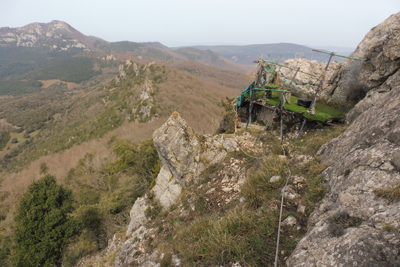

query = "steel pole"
307;52;334;115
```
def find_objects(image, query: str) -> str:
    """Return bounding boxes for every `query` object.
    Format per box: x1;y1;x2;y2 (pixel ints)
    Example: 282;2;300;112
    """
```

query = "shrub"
12;175;77;267
374;183;400;202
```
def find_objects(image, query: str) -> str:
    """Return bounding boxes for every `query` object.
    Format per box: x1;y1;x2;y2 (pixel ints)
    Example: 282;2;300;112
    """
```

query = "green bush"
12;175;77;267
0;132;10;151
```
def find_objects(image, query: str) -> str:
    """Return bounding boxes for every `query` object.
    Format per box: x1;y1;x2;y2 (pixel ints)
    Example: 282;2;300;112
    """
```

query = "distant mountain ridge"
0;21;247;73
0;20;106;50
178;43;354;64
0;20;356;75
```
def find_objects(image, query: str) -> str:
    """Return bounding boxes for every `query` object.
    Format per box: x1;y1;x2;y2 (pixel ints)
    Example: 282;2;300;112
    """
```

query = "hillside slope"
0;21;248;75
188;43;353;65
0;55;249;264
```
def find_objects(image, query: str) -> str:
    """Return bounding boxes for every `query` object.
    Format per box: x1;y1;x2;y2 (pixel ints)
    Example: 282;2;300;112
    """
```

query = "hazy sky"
0;0;398;48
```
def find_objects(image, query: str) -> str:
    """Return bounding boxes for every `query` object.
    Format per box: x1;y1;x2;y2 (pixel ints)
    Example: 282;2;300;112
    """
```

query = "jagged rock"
118;64;126;79
331;12;400;103
288;62;400;267
151;165;182;209
76;234;124;266
116;226;159;267
119;113;241;266
278;13;400;106
153;112;237;189
278;58;341;98
139;80;153;100
284;185;299;200
133;63;139;76
287;88;400;265
126;197;148;236
134;79;158;122
287;13;400;267
153;112;203;187
358;15;400;90
223;138;238;152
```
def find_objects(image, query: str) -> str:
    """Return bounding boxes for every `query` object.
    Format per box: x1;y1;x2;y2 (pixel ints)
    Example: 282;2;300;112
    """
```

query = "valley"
0;12;399;267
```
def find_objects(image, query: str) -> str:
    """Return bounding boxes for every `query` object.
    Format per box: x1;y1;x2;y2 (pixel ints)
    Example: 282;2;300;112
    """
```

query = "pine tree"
12;175;76;267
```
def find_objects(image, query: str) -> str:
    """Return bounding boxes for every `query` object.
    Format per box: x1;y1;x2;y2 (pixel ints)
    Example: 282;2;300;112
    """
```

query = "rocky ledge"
287;12;400;267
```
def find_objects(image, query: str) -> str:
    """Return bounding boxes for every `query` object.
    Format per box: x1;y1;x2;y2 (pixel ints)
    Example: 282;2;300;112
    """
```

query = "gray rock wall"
330;12;400;103
287;12;400;266
278;12;400;106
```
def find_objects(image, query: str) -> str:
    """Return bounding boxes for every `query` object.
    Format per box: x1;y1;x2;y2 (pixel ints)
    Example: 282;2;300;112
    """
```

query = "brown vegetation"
170;61;250;90
39;79;80;89
0;59;248;242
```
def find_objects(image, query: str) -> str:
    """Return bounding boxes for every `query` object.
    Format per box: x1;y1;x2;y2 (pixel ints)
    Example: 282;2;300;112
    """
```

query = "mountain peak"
0;20;99;50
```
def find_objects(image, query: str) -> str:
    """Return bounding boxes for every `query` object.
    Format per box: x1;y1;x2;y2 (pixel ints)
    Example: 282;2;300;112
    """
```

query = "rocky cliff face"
329;12;400;103
114;60;160;123
278;12;400;106
117;113;239;266
277;58;341;98
287;12;400;267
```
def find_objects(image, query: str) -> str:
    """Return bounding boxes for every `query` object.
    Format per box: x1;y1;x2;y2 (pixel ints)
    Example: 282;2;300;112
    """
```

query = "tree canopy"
12;175;76;267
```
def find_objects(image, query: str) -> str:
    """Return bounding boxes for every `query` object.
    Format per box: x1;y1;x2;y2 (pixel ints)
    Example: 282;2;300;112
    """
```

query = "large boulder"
277;58;341;98
152;111;203;187
329;12;400;103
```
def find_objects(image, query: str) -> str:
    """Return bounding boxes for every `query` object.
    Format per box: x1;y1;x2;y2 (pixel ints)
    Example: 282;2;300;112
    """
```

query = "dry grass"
155;63;242;133
141;127;343;267
288;125;347;156
374;183;400;202
0;118;165;232
169;61;250;90
0;59;248;225
39;79;80;89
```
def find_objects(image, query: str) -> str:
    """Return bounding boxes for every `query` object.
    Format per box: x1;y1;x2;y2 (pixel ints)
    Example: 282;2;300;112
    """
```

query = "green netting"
236;63;344;124
236;65;276;108
265;92;345;124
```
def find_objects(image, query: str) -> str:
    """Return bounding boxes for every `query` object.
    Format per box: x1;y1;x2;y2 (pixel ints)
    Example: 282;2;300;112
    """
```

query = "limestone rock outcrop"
124;112;239;240
287;86;400;266
153;112;203;187
329;12;400;103
134;79;158;122
0;20;93;50
115;113;239;265
151;165;182;209
126;197;148;236
287;12;400;266
277;58;341;98
278;12;400;106
116;226;160;267
152;112;238;190
114;60;159;122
